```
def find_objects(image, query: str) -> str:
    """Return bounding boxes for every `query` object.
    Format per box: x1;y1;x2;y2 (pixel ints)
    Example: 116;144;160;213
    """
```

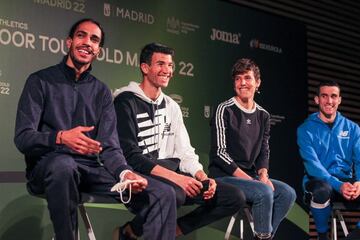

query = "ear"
66;37;72;49
256;79;261;88
140;63;149;75
314;95;319;105
338;96;342;105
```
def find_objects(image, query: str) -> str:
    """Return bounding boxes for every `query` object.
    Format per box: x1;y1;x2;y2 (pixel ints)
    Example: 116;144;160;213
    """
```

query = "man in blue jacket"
14;19;176;240
297;80;360;240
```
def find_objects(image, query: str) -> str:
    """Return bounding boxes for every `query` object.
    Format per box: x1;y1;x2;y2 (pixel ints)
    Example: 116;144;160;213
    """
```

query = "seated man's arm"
151;165;202;197
96;88;132;180
14;73;58;155
113;94;157;174
57;126;101;155
297;126;343;192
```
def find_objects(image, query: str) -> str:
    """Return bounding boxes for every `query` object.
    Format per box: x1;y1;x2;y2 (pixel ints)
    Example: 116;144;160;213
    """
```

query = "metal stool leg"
335;210;349;237
240;218;244;240
225;212;238;240
332;212;337;240
78;204;96;240
244;208;254;235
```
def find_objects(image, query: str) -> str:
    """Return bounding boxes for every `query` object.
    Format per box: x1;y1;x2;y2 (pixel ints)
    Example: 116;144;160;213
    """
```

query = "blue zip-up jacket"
297;112;360;192
14;57;131;180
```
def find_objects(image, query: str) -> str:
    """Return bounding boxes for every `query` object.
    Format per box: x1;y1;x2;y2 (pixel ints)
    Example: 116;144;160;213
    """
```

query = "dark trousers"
27;152;177;240
305;179;360;233
151;175;245;235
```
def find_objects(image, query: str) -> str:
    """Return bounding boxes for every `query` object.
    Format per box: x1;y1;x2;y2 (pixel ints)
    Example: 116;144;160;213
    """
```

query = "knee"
257;185;274;201
44;155;78;181
306;180;332;204
312;186;332;204
162;184;185;208
289;187;297;203
154;181;178;205
281;184;297;204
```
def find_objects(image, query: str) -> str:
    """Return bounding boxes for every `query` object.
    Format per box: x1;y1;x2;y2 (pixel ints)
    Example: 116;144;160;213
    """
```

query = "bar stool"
225;204;254;240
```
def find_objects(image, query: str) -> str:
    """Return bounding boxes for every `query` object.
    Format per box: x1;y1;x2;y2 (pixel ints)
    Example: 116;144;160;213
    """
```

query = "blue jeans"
217;177;296;235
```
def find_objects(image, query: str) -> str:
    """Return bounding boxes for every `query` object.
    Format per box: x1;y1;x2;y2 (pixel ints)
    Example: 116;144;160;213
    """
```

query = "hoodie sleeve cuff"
328;176;343;193
140;160;157;175
49;130;59;147
226;162;239;176
114;165;133;181
188;164;203;177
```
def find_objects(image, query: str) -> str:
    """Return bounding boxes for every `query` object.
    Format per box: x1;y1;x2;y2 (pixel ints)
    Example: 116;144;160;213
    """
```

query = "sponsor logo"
338;130;349;138
181;107;189;118
33;0;86;13
0;18;28;30
249;39;282;54
210;28;240;45
0;81;10;96
204;106;211;118
108;5;155;24
104;3;111;17
162;123;172;138
169;94;183;104
246;119;252;125
166;17;199;35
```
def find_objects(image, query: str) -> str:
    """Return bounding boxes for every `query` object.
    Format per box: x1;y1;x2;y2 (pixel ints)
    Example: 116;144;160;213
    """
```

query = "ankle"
176;225;183;237
122;224;137;239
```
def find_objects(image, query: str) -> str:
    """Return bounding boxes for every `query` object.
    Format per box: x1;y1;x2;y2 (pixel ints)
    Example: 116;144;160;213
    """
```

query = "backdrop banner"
0;0;307;239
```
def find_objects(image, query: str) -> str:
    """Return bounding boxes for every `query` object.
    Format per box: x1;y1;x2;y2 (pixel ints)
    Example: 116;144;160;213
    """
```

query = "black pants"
151;174;246;235
27;152;177;240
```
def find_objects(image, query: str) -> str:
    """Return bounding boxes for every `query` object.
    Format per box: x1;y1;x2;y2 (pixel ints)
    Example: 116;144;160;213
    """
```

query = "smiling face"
141;52;174;89
315;85;341;123
234;70;261;103
66;21;102;70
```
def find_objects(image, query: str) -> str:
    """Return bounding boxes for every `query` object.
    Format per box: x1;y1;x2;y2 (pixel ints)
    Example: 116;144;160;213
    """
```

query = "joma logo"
210;28;240;44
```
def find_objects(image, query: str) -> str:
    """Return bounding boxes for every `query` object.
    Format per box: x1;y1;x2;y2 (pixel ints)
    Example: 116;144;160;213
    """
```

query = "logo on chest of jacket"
338;130;349;139
161;123;174;138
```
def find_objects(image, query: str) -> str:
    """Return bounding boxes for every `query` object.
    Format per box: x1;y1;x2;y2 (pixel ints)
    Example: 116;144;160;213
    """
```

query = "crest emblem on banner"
104;3;111;17
166;17;180;35
204;106;211;118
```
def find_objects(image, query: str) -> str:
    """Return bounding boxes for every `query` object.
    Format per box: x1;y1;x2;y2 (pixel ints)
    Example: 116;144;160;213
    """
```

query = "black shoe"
345;228;360;240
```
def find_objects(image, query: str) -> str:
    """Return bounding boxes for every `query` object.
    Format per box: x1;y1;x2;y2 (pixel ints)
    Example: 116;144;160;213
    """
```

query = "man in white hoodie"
113;42;245;237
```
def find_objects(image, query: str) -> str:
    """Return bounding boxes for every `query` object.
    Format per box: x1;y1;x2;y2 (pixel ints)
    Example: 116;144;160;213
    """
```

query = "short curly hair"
231;58;260;81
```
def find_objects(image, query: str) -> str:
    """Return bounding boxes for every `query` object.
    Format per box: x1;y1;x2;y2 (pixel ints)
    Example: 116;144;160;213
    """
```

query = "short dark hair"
140;43;175;65
317;80;341;95
231;58;260;81
68;18;105;47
